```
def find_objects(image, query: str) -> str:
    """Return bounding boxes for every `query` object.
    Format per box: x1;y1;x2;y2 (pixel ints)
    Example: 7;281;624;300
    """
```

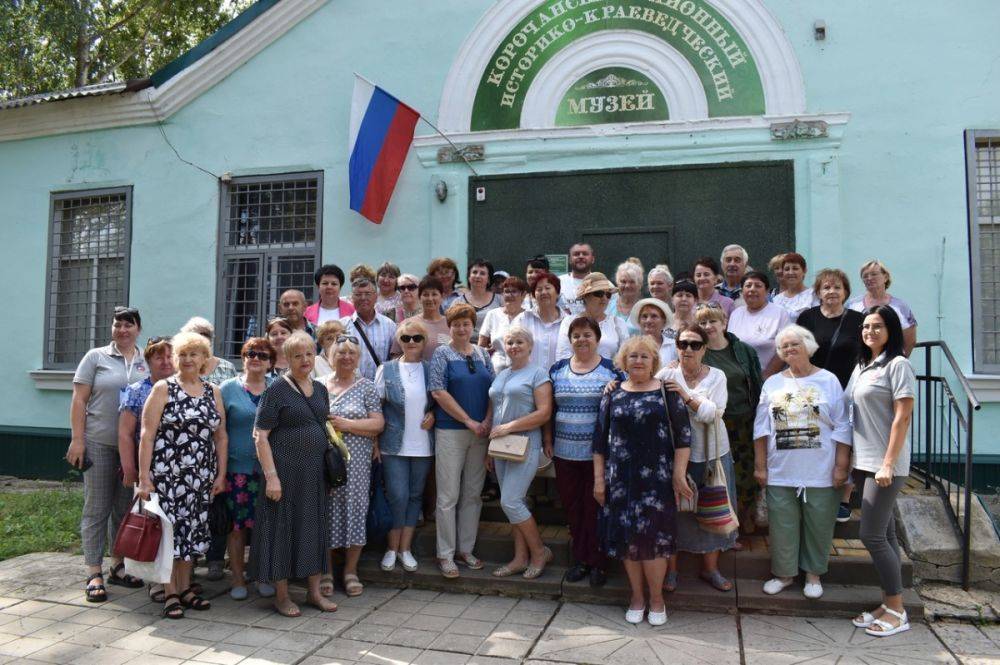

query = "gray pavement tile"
31;603;89;621
465;658;520;665
490;621;544;641
1;600;52;616
434;593;477;607
0;615;56;636
413;650;471;665
450;618;499;637
30;620;93;642
460;606;511;622
314;638;376;660
222;626;284;648
183;621;244;643
0;636;55;658
68;646;142;665
293;617;354;637
340;622;395;643
367;609;413;627
187;642;258;665
396;589;441;602
267;629;331;653
504;610;555;627
477;637;534;659
421;603;466;618
324;605;373;622
384;626;439;649
298;657;362;665
0;599;22;610
241;647;302;665
107;626;168;652
401;613;453;631
359;643;422;664
29;640;97;664
148;637;214;660
470;596;517;610
253;611;311;631
64;624;135;648
931;622;1000;656
428;631;485;654
124;654;186;665
512;598;559;613
381;599;430;614
741;615;956;665
63;609;114;626
101;612;158;631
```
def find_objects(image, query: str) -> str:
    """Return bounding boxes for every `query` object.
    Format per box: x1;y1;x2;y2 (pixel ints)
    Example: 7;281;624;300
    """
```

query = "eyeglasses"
115;306;139;315
145;336;170;347
696;302;722;310
244;350;270;360
398;284;418;291
400;334;425;344
336;335;360;344
588;290;610;299
502;289;523;296
676;340;705;351
463;354;477;374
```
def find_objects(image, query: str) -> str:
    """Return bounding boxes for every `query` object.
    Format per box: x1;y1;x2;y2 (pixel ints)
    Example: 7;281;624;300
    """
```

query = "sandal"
319;575;334;597
523;547;553;580
456;553;484;570
492;563;528;578
438;559;459;579
865;607;910;637
274;598;301;618
85;573;107;603
700;570;733;592
343;574;364;597
663;571;679;593
179;586;211;611
162;594;184;619
148;584;165;603
107;562;143;588
853;604;888;628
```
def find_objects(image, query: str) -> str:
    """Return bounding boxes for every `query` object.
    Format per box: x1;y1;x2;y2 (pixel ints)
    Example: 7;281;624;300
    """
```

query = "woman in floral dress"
138;332;227;619
594;335;692;627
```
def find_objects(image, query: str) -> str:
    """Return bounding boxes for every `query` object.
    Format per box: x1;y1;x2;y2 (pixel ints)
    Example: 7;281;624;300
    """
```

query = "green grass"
0;487;83;561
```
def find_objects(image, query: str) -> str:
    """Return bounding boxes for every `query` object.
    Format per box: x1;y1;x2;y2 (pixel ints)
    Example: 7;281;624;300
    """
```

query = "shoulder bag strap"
283;375;327;430
659;380;673;434
351;318;382;368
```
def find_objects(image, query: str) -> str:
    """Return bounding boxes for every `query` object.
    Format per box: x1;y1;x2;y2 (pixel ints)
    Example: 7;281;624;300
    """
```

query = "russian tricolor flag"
348;76;420;224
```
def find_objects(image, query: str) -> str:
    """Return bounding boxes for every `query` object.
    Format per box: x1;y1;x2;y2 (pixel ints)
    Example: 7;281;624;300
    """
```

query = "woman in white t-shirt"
753;324;851;601
772;253;818;322
556;272;629;362
478;276;527;374
374;319;435;573
728;271;791;379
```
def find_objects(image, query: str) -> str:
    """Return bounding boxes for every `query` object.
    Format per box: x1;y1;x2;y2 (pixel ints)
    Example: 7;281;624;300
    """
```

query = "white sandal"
852;604;888;628
865;607;910;637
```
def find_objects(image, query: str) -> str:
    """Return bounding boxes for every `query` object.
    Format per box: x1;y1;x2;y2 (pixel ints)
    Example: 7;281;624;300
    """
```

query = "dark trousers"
553;457;605;569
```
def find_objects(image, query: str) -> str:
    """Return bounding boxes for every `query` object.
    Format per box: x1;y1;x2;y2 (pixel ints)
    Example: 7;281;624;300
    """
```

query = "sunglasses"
588;290;611;299
676;340;705;351
696;302;722;310
463;354;477;374
400;334;425;344
244;350;270;360
398;284;418;291
145;336;171;347
115;306;139;315
336;335;360;344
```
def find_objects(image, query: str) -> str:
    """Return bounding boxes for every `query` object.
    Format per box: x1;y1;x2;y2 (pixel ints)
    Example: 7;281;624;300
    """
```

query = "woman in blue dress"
594;335;693;627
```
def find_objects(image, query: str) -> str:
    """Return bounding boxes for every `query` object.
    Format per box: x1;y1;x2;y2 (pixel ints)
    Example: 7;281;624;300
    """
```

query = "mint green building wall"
1;0;999;454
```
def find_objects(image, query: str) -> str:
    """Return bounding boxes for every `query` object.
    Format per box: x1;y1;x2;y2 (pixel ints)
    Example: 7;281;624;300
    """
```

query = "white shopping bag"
123;491;174;584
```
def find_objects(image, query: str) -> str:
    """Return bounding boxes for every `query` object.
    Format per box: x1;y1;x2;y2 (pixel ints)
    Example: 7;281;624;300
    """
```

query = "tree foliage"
0;0;256;100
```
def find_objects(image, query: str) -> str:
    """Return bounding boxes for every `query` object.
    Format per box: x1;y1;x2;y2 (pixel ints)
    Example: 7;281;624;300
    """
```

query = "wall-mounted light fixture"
435;180;448;202
814;20;826;41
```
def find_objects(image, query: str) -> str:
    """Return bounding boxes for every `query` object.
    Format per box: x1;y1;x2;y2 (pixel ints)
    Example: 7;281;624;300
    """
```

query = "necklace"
402;361;421;379
682;364;707;384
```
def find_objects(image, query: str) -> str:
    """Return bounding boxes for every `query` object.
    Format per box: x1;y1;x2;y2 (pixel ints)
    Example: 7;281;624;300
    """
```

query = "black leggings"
858;472;907;595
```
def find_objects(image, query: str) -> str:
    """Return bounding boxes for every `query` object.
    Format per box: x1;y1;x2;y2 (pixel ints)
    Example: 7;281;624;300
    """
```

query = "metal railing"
908;340;981;590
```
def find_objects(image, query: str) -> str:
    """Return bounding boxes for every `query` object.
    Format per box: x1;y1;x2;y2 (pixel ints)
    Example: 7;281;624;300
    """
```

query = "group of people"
66;242;918;636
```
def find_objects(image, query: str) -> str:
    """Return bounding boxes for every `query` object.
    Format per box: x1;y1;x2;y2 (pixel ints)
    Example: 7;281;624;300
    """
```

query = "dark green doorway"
468;162;795;286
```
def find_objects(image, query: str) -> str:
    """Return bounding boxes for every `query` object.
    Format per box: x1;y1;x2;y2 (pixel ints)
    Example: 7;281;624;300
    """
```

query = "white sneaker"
763;577;794;595
647;608;667;626
380;550;397;571
803;581;823;599
399;551;418;572
625;607;645;624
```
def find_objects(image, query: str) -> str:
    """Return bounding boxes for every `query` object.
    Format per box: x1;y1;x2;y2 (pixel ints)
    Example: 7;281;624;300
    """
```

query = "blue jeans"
382;455;433;529
494;445;540;525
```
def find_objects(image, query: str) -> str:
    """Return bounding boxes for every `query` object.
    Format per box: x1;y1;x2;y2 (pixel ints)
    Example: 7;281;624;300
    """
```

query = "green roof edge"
149;0;283;88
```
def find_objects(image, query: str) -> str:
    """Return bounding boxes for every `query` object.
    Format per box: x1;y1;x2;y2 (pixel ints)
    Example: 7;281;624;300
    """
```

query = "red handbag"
112;496;163;562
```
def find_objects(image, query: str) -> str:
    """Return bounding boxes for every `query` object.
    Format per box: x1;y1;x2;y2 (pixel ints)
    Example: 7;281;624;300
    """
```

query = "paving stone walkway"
0;553;997;664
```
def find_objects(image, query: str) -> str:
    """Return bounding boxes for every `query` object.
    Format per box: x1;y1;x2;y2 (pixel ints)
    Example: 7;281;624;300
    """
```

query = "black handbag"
209;495;232;539
284;375;347;489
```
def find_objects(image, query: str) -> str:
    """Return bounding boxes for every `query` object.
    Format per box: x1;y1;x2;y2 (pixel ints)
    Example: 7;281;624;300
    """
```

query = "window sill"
965;374;1000;402
29;370;75;391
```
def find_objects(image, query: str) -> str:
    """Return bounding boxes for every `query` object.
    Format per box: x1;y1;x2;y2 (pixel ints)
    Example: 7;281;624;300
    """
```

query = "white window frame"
968;130;1000;374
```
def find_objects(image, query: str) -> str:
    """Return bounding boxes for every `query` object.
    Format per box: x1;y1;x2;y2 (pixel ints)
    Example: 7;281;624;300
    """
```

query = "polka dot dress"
327;378;381;548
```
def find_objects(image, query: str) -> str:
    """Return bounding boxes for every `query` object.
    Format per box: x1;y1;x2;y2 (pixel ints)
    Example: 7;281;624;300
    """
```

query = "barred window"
969;131;1000;372
45;188;132;369
216;173;322;360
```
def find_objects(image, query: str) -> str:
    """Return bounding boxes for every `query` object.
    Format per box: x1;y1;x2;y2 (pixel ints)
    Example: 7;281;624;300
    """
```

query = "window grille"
45;188;131;368
968;131;1000;372
216;173;322;360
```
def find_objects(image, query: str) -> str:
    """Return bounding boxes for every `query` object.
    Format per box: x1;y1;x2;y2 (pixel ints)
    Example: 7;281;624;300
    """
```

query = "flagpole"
354;72;479;177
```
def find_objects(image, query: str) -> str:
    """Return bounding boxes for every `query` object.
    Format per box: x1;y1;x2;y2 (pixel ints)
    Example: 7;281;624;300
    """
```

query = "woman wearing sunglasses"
556;273;629;362
657;325;737;593
390;273;423;323
392;275;451;361
374;320;435;572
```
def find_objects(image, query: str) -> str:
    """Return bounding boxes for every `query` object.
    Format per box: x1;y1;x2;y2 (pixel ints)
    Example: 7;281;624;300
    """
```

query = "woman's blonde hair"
329;335;361;363
395;318;429;343
171;331;212;375
616;258;645;285
180;316;214;341
283;331;317;359
859;259;892;289
503;325;534;348
695;304;728;326
614;335;662;376
315;320;346;351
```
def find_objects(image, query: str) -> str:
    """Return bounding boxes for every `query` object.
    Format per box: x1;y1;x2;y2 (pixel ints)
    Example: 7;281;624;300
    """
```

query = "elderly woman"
219;338;274;600
595;335;692;625
556;273;629;361
312;320;346;379
180;316;238;386
429;303;496;578
692;257;735;316
798;269;864;389
848;306;916;636
137;332;227;618
848;260;917;357
249;331;337;617
391;273;423;323
773;253;818;322
265;317;293;377
647;264;674;305
487;327;554;579
394;276;451;361
697;304;764;536
607;259;644;326
460;259;502;337
666;280;698;344
753;325;851;600
728;271;791;379
514;272;566;370
375;262;402;317
428;257;462;310
548;317;621;587
305;264;355;326
118;335;172;601
68;306;150;602
658;325;738;592
479;276;527;373
375;321;435;572
324;335;384;597
768;254;789;299
629;297;675;366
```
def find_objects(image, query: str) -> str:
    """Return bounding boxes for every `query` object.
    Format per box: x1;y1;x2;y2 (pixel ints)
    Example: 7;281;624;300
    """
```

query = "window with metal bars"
44;188;132;369
216;173;322;360
968;131;1000;372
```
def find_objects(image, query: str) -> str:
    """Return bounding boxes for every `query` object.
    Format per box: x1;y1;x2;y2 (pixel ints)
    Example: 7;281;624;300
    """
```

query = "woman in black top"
797;268;864;388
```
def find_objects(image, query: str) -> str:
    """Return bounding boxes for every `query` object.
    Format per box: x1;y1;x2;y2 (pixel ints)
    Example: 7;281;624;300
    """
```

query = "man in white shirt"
558;242;595;316
340;278;397;380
